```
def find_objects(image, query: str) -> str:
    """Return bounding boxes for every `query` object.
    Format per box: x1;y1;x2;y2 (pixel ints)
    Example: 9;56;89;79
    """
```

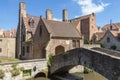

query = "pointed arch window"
39;25;42;37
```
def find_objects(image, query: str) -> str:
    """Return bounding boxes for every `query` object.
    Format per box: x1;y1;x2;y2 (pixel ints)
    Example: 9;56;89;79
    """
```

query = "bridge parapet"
50;48;120;80
0;59;47;80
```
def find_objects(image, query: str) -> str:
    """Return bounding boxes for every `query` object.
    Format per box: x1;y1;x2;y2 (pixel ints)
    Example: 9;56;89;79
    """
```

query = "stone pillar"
19;2;26;17
63;9;68;22
46;9;53;20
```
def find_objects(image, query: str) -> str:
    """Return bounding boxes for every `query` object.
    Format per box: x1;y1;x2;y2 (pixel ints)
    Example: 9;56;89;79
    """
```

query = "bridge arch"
55;45;65;55
34;72;46;78
50;48;120;80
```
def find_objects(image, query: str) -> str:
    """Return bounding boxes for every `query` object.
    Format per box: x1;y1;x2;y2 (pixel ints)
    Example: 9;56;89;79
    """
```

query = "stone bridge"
49;48;120;80
0;59;47;80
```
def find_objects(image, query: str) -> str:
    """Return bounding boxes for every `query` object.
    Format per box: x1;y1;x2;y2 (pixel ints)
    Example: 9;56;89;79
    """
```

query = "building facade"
16;2;82;60
70;13;98;41
100;30;120;50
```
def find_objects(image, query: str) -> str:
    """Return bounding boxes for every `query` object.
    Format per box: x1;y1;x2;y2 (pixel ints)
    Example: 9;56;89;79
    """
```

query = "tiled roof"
110;30;120;37
95;32;105;41
42;19;81;38
102;23;120;31
4;31;10;38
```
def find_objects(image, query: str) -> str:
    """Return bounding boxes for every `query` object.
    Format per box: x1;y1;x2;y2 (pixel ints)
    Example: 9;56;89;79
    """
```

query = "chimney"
46;9;53;20
19;2;26;18
110;19;112;30
63;9;68;22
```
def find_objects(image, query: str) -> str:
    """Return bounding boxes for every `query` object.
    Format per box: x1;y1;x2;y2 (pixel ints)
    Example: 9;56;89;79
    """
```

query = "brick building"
70;13;99;41
16;2;82;59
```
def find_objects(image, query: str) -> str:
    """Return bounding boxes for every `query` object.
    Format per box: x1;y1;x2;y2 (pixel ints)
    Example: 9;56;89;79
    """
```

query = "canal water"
74;71;108;80
38;71;107;80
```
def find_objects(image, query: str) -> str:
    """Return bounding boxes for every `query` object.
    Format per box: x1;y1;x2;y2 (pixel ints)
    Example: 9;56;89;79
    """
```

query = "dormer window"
28;18;34;27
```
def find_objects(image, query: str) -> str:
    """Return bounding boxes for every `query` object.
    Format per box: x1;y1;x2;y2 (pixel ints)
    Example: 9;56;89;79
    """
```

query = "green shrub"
84;39;90;44
47;54;53;67
11;64;22;76
11;64;17;69
11;68;20;76
84;67;93;74
20;67;24;71
100;43;105;48
0;70;5;78
111;45;117;50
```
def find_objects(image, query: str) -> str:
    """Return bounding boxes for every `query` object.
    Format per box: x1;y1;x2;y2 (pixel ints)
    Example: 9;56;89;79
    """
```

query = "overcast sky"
0;0;120;30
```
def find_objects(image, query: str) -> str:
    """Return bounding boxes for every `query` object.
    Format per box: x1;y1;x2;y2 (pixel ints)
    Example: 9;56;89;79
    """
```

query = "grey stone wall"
50;48;120;80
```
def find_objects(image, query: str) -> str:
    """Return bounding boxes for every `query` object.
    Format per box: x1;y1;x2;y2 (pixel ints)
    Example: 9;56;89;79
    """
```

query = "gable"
100;30;117;43
33;18;50;44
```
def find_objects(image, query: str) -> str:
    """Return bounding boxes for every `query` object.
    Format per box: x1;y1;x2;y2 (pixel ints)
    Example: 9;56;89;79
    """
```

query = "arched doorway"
55;45;65;55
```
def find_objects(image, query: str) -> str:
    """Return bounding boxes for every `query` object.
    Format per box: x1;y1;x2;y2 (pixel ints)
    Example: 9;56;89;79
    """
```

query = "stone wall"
46;38;74;58
0;38;15;58
50;48;120;80
0;59;47;80
82;44;100;49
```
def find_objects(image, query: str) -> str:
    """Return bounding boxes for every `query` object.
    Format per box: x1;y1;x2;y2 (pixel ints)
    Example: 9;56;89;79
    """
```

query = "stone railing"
0;59;47;80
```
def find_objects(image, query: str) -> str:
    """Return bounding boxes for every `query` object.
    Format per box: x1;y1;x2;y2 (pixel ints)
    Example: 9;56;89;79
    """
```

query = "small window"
22;47;25;56
39;25;42;37
23;35;25;41
76;40;80;48
107;37;110;43
26;46;30;53
72;40;76;48
0;48;2;52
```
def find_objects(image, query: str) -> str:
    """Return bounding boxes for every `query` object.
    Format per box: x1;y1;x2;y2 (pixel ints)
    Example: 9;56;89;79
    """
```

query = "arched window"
55;45;65;55
42;47;46;58
76;40;80;48
107;37;110;43
72;40;76;48
28;18;34;27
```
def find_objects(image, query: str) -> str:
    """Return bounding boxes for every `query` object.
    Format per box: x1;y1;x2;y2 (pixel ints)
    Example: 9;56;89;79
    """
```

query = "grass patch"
0;58;19;63
84;67;93;73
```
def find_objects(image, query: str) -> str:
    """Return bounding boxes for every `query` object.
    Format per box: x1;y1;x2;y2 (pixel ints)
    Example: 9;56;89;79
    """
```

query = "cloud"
73;0;109;15
53;18;62;21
